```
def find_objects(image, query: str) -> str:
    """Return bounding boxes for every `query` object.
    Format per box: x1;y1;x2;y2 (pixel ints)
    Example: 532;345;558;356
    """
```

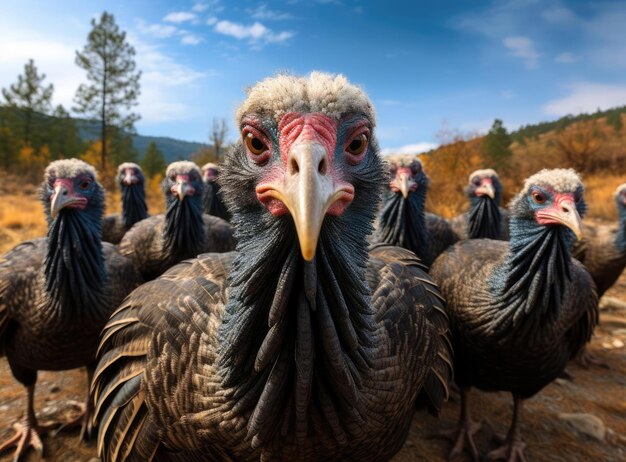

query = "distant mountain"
74;119;210;164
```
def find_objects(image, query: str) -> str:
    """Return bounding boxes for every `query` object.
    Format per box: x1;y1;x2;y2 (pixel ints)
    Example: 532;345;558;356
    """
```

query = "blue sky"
1;0;625;154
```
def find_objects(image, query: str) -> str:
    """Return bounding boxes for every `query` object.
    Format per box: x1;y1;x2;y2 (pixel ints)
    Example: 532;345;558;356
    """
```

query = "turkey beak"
547;199;583;240
476;182;495;199
398;172;411;199
173;175;195;201
50;183;78;219
260;141;353;261
283;142;334;261
123;168;138;185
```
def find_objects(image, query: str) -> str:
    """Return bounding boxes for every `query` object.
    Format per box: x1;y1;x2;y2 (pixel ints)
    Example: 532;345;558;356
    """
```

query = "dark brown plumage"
0;159;142;460
93;72;453;462
375;156;458;267
430;169;598;461
572;182;626;297
102;162;149;244
119;161;235;280
448;168;510;241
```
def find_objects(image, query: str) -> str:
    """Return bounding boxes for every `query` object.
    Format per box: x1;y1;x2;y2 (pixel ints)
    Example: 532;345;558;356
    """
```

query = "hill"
0;106;210;164
420;106;626;220
73;118;210;164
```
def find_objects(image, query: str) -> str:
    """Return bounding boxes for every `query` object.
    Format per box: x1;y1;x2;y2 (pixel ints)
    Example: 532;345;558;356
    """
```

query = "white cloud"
163;12;197;24
555;52;579;64
214;20;294;44
0;39;83;109
207;16;218;26
380;142;438;157
247;3;293;21
543;82;626;116
192;3;209;13
180;33;202;45
503;36;540;68
136;20;178;39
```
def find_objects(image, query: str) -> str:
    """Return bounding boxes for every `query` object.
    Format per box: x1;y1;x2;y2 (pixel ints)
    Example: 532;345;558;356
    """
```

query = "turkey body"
1;239;140;371
95;244;451;461
432;238;596;397
119;213;234;280
572;196;626;297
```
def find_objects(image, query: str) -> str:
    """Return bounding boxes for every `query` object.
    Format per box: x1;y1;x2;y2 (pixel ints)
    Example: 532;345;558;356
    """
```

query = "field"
0;176;625;461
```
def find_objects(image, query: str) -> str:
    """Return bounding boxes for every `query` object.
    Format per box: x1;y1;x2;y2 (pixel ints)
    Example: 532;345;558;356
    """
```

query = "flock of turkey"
0;73;625;462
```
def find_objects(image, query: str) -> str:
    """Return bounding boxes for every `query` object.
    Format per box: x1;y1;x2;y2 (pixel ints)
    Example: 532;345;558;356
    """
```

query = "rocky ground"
0;267;624;462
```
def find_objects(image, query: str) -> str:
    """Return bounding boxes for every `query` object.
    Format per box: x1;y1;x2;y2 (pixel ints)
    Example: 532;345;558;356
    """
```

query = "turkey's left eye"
79;179;91;190
346;134;367;156
245;134;267;155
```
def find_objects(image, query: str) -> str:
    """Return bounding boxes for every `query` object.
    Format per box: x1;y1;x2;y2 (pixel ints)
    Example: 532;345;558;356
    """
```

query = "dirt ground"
0;274;625;461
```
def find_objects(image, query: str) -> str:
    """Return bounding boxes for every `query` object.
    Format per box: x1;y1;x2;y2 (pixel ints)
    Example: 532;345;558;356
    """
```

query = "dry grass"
582;173;625;221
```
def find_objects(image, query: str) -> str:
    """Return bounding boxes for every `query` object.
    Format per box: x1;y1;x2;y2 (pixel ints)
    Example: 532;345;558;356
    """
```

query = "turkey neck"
467;195;502;240
487;218;575;339
162;195;206;260
217;216;378;449
120;183;148;229
44;208;108;323
616;203;626;253
377;187;431;265
203;180;230;220
217;148;384;451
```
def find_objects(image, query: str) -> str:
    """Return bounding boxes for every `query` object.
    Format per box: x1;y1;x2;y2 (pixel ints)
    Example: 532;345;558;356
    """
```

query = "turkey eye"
79;179;91;190
532;191;546;204
347;134;367;155
473;179;481;186
245;134;267;155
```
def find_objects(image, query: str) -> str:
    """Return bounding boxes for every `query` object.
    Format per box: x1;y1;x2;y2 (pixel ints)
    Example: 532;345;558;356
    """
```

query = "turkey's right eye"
245;134;267;155
532;191;546;204
473;179;481;186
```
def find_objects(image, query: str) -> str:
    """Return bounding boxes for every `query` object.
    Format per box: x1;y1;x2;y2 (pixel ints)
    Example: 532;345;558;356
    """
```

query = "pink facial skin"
203;168;218;182
123;168;139;185
475;177;493;197
251;112;365;218
535;191;577;226
390;167;418;194
51;178;88;209
170;174;196;197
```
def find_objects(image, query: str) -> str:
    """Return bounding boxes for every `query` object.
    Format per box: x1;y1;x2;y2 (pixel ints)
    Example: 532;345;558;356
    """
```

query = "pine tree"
483;119;513;170
1;59;54;145
74;11;141;172
142;141;166;177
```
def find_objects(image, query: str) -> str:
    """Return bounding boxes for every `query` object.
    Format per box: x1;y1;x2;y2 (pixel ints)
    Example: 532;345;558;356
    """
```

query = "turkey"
448;168;510;241
568;182;626;368
102;162;149;244
0;159;142;460
430;168;598;461
119;160;235;280
93;72;453;462
572;182;626;296
202;162;231;221
375;156;458;268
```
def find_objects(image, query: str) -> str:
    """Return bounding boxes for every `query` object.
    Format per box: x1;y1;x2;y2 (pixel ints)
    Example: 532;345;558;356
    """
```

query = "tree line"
0;12;165;184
